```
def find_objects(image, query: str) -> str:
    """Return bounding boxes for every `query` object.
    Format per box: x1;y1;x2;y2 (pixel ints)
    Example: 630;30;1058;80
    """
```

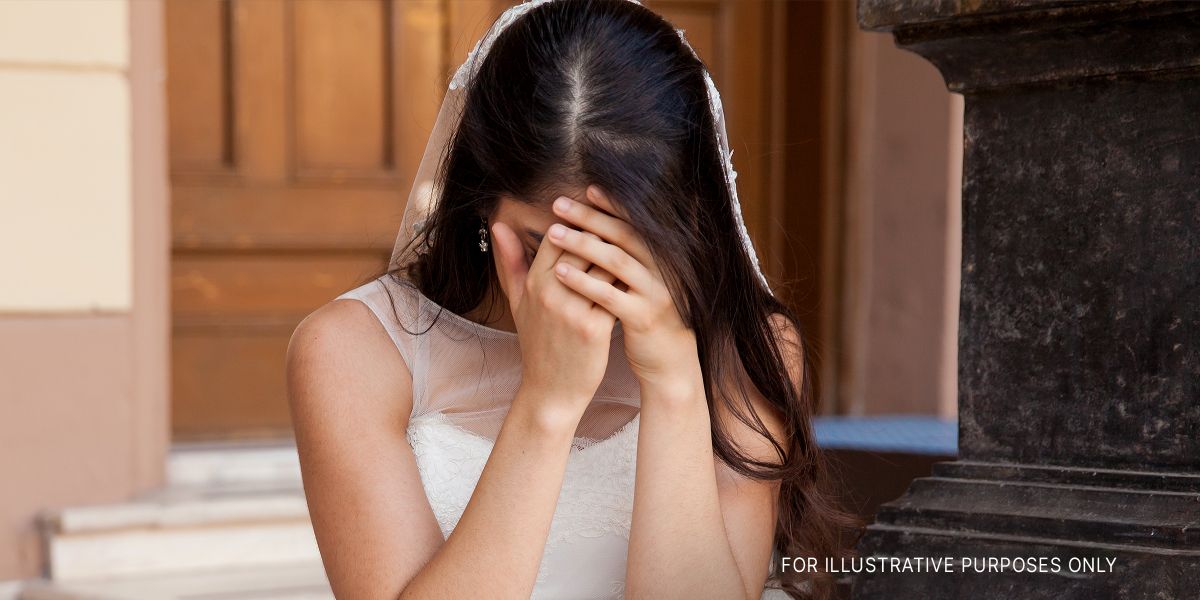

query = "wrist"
641;332;703;399
509;386;587;437
638;367;705;410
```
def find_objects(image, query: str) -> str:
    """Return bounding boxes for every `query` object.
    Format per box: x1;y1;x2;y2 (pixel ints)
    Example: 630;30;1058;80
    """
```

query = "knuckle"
612;226;633;246
600;286;618;307
575;232;595;252
566;204;583;223
570;316;592;337
637;314;657;331
609;249;628;272
583;320;608;342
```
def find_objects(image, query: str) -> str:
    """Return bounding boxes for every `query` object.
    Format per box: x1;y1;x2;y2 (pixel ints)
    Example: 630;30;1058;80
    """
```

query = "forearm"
399;389;580;599
625;365;749;600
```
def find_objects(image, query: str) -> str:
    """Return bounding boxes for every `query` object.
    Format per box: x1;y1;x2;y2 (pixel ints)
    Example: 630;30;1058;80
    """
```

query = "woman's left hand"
546;185;701;396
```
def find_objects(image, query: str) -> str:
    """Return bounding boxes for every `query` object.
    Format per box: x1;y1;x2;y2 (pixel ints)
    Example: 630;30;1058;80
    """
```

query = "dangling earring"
478;217;489;253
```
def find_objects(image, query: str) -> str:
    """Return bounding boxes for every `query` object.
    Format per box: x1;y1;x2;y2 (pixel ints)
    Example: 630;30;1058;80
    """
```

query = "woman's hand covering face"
545;185;699;392
490;210;617;422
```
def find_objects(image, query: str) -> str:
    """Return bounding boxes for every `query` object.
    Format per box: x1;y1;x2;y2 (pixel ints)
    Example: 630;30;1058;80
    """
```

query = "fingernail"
554;197;572;213
549;223;567;239
555;263;569;276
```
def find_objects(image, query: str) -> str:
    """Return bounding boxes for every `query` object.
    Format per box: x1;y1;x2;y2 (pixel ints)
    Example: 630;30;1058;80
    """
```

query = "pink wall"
843;29;961;418
0;316;139;578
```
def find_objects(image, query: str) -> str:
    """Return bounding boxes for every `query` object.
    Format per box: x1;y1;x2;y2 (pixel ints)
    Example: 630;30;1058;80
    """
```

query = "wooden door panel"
172;332;294;437
172;255;388;317
172;187;404;250
293;0;392;173
231;0;288;181
165;0;229;171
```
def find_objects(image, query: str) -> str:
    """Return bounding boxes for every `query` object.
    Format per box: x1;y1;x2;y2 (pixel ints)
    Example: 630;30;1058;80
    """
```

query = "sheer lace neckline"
432;302;518;338
403;279;518;338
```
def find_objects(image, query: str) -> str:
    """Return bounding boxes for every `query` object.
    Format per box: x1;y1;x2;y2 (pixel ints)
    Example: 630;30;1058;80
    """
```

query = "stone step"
19;562;332;600
40;442;323;583
164;439;303;492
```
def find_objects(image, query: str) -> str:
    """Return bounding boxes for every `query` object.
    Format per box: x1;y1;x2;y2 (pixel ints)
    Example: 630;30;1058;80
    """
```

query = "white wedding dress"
336;274;786;599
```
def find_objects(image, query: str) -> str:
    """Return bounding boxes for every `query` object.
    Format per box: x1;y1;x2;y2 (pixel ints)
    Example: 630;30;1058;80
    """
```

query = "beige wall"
0;0;169;579
0;0;132;312
841;28;963;420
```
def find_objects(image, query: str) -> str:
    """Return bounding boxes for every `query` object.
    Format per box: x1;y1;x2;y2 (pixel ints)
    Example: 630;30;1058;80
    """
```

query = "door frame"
130;0;172;491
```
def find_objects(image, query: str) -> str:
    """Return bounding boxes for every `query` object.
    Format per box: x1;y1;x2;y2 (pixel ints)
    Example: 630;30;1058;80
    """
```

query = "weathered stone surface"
852;1;1200;597
959;74;1200;471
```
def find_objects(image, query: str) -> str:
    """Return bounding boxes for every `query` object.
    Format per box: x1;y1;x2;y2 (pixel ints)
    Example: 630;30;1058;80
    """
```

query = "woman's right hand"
490;209;617;426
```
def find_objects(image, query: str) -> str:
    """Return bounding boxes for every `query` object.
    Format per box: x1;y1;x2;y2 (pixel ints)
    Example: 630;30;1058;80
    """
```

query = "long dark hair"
372;0;862;597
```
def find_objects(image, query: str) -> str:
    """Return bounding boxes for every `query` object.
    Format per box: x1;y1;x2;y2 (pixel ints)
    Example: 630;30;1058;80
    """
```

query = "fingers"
551;187;655;270
555;240;592;274
547;222;655;293
547;195;593;276
586;264;617;286
527;218;568;276
554;261;634;322
517;214;600;317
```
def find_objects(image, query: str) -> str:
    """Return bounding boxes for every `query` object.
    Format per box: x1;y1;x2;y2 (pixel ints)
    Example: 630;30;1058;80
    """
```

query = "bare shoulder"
715;312;803;467
286;297;413;430
767;312;805;381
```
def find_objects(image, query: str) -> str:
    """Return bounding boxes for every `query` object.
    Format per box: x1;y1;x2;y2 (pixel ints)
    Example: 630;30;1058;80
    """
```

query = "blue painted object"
812;415;958;456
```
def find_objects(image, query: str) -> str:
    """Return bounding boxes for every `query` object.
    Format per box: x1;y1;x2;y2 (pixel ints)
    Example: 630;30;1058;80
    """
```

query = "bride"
286;0;859;598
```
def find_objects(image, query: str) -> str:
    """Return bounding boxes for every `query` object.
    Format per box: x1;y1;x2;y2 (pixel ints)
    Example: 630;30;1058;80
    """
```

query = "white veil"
375;0;773;446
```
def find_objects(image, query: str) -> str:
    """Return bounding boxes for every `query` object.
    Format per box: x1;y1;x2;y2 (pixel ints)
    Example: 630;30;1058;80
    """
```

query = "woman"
286;0;859;598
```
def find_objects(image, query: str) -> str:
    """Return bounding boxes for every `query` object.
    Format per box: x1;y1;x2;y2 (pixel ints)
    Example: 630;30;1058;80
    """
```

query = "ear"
490;220;528;311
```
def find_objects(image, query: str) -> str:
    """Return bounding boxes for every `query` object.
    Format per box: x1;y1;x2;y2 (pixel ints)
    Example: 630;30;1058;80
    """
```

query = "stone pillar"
851;1;1200;597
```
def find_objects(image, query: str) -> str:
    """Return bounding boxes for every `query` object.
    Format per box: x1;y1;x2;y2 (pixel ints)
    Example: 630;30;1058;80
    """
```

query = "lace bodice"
408;411;641;597
335;275;787;599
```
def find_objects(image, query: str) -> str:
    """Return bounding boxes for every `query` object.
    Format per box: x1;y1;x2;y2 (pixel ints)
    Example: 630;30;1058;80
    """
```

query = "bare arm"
286;299;441;599
286;299;592;599
398;391;584;599
625;344;788;600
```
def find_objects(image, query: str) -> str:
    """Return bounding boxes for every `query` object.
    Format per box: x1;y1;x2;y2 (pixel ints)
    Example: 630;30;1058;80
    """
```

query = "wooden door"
166;0;454;440
165;0;784;440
